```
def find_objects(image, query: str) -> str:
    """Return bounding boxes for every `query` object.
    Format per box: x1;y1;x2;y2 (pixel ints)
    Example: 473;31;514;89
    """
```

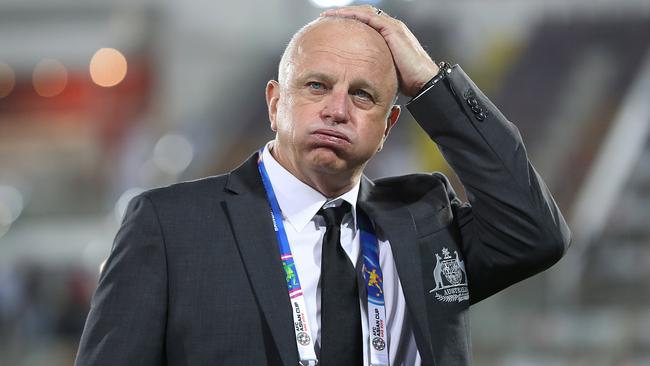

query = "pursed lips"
311;128;351;143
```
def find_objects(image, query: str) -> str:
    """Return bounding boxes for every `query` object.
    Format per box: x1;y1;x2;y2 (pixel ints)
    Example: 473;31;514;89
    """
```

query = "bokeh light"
89;48;128;87
0;204;11;239
0;185;24;239
114;187;145;223
0;63;16;98
152;134;194;175
32;58;68;97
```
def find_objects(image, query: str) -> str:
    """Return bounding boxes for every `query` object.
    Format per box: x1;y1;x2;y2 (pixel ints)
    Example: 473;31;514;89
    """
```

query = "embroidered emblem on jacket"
429;247;469;303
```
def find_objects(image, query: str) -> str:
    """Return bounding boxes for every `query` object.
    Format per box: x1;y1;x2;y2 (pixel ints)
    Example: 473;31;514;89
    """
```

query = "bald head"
278;17;398;98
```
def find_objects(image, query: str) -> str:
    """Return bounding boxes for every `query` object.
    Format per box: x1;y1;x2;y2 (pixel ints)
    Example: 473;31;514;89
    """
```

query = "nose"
320;89;349;124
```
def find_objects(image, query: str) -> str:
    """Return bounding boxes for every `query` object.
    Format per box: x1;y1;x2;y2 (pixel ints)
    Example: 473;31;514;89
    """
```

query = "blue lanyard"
257;151;389;365
359;212;389;365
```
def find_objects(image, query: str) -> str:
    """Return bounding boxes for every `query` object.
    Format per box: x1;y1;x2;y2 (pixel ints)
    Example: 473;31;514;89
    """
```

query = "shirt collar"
261;143;359;232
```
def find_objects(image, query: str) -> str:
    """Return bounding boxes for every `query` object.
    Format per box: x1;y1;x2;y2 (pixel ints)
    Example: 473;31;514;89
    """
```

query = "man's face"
266;19;400;180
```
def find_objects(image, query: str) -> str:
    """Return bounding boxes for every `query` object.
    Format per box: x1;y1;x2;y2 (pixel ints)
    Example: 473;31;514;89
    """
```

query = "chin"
308;150;349;173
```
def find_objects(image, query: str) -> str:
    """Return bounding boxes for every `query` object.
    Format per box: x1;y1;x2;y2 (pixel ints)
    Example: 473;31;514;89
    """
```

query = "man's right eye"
307;81;324;90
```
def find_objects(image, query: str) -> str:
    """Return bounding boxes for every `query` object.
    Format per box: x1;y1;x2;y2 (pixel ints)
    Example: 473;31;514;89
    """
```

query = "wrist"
410;61;452;100
411;64;440;97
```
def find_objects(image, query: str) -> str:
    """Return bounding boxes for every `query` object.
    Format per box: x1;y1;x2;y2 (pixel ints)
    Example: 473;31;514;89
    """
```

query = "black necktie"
318;202;363;365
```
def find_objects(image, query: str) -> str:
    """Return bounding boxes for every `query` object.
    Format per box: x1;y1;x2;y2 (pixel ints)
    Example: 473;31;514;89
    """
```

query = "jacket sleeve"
75;194;167;365
406;65;571;304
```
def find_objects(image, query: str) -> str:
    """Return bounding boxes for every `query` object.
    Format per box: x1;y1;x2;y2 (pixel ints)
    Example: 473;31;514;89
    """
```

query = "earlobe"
266;80;281;131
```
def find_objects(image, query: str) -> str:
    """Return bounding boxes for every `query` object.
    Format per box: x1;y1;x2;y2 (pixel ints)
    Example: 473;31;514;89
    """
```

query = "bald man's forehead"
295;20;394;71
294;44;393;82
280;19;372;79
278;16;398;99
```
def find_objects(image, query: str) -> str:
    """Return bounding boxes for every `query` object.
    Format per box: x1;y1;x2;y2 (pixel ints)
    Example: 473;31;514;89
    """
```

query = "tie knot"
319;201;351;228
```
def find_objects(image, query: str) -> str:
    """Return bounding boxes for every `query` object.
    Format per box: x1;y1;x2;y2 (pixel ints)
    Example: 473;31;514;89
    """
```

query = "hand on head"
321;5;439;98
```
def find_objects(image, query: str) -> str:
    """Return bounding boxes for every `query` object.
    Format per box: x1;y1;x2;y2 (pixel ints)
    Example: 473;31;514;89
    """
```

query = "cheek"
275;99;294;132
279;100;318;133
358;116;388;142
275;100;307;142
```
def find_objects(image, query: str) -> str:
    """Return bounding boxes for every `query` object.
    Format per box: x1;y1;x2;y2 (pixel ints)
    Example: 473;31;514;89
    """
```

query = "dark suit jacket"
75;66;570;366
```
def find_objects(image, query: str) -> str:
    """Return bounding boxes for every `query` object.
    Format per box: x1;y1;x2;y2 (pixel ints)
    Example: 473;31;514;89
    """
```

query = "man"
75;5;570;366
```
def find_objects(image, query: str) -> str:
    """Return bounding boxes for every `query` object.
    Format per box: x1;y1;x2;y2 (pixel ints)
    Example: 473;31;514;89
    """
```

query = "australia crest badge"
429;247;469;303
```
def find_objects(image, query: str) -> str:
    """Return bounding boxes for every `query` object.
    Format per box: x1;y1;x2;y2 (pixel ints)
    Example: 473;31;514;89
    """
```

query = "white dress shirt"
262;144;421;366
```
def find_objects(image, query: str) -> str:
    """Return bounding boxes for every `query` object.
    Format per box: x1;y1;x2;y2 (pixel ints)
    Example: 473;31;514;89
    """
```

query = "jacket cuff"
406;64;508;139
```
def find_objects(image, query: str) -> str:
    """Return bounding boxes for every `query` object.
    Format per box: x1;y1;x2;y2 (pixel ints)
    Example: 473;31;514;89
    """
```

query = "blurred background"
1;0;649;365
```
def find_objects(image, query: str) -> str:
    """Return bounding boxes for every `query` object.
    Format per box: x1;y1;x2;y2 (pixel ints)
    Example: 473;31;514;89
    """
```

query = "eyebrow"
297;72;382;100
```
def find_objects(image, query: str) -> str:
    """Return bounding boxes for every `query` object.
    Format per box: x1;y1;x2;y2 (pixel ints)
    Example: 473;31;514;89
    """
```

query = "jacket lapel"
223;154;298;366
358;177;437;366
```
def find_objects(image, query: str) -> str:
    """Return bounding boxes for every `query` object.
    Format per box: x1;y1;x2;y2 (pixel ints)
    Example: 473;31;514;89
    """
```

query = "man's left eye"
353;89;373;101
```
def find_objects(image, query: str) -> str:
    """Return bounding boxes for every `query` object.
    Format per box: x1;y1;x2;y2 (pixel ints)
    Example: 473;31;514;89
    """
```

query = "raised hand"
322;5;439;97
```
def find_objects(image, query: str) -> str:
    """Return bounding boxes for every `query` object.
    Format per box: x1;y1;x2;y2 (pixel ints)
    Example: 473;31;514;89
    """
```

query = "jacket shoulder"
139;173;230;206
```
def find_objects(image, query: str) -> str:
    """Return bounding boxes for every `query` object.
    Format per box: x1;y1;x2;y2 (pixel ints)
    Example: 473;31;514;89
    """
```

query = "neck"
269;142;360;199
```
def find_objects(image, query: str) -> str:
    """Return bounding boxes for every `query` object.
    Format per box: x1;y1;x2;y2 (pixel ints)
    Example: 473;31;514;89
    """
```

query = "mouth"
311;128;351;144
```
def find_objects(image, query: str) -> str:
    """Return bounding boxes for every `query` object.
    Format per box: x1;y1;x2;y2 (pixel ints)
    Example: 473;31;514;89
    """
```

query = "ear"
384;104;401;138
265;80;281;132
377;105;401;152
